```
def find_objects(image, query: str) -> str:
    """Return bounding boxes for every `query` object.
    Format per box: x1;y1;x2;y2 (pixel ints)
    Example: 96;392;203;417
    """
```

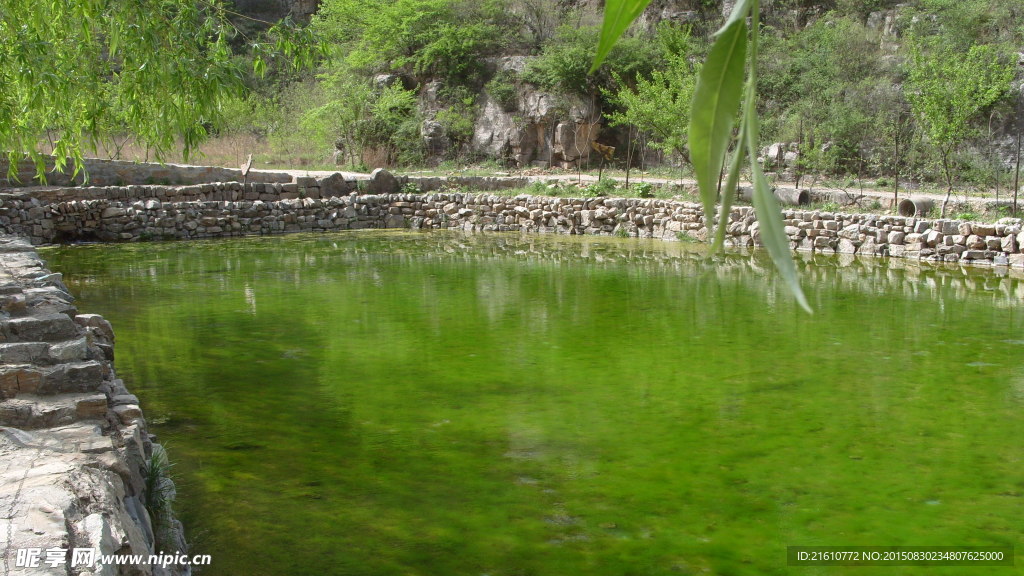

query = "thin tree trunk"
941;150;953;217
892;114;901;211
1015;96;1022;216
624;127;633;189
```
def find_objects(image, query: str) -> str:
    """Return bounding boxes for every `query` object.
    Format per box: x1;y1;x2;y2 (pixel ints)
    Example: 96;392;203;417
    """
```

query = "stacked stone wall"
1;167;1023;269
2;182;1024;271
0;238;190;576
0;157;293;188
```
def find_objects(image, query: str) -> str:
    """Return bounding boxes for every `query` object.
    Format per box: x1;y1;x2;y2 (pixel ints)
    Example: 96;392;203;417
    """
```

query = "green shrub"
523;25;660;97
485;70;519;112
631;182;655;198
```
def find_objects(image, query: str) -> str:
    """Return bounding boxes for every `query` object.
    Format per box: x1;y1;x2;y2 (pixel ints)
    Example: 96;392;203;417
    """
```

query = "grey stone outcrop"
0;237;189;576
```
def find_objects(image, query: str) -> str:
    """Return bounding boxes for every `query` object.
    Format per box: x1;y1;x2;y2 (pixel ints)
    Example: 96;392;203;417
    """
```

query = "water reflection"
42;231;1024;576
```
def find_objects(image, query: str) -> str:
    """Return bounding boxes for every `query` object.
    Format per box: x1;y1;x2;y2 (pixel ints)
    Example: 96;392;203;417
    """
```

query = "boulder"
366;168;399;195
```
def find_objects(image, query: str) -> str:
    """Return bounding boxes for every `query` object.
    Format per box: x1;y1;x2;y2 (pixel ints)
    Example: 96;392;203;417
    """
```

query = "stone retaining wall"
1;175;1023;270
0;237;190;576
1;157;293;187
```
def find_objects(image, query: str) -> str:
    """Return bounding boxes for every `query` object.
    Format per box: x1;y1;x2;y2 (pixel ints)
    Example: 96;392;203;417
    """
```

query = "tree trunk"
891;114;901;211
1015;95;1022;216
941;149;953;217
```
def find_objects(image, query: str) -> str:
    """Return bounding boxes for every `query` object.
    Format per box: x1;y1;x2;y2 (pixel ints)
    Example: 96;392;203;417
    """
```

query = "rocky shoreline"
0;236;190;576
1;162;1022;576
1;168;1022;271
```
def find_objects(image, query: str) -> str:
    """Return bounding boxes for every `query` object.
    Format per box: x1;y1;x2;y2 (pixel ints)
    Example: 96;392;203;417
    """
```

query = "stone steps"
0;392;108;430
0;235;188;574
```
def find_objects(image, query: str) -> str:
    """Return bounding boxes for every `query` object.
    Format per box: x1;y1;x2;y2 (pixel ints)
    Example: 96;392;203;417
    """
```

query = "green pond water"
42;231;1024;576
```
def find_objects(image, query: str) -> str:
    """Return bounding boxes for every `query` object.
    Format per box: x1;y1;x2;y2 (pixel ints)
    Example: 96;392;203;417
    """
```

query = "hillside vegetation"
47;1;1024;196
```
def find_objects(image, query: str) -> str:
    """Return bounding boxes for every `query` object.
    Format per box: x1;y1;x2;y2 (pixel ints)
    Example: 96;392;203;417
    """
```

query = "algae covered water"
43;231;1024;576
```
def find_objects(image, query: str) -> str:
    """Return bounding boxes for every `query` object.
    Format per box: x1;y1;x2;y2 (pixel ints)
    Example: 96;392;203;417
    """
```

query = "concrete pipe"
775;188;810;206
897;198;934;217
738;186;810;206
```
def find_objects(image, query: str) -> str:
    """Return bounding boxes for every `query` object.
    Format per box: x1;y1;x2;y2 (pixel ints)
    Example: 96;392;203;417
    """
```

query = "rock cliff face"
0;237;191;576
469;58;603;168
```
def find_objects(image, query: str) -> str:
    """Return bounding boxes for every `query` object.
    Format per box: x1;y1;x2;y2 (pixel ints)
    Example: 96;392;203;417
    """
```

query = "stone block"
75;314;115;342
4;313;80;343
41;361;105;394
112;403;143;425
366;168;399;195
966;235;986;249
49;337;88;362
837;238;859;254
973;223;996;236
100;207;126;219
0;342;51;364
76;394;109;419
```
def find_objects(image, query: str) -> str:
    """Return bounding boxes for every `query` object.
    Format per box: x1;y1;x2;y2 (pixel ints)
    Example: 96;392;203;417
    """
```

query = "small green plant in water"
676;230;699;243
144;447;177;552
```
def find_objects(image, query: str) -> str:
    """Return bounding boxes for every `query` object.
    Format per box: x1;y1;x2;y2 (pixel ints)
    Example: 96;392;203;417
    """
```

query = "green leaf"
712;123;746;251
688;19;746;243
716;0;752;36
746;115;812;314
591;0;653;73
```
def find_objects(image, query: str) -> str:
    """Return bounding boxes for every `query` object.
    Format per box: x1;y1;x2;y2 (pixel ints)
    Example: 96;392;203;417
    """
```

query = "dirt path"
266;165;1019;214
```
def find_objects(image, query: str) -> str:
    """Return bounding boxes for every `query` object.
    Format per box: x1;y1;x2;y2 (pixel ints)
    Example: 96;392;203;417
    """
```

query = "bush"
316;0;512;87
485;70;520;112
631;182;655;198
523;25;661;98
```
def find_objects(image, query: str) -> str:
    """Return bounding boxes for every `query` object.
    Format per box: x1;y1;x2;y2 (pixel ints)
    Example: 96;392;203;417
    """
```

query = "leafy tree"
759;15;890;176
300;73;377;168
605;52;699;165
360;84;424;166
523;25;661;99
906;38;1014;215
1;0;238;178
0;0;317;180
909;0;1023;47
314;0;510;86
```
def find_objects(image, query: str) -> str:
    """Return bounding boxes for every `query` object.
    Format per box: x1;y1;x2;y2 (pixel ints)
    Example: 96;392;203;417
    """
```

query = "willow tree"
0;0;315;181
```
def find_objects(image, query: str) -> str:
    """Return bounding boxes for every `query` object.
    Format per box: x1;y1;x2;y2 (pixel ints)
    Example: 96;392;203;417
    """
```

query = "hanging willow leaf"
591;0;653;73
688;19;746;241
713;125;746;251
745;113;812;313
716;0;752;36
